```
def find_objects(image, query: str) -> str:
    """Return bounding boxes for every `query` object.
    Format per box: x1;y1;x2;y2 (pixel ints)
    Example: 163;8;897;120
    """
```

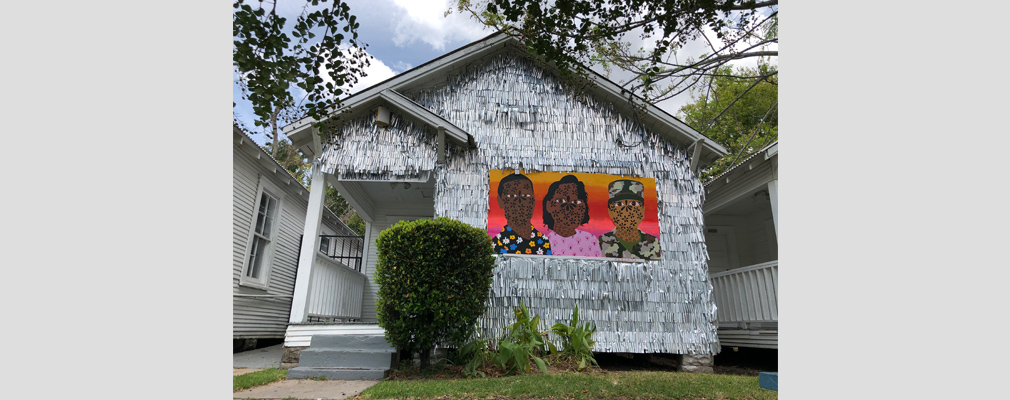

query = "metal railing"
317;235;365;272
710;260;778;324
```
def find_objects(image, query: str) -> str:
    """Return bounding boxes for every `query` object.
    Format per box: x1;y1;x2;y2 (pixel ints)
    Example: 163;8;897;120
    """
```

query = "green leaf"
533;356;547;373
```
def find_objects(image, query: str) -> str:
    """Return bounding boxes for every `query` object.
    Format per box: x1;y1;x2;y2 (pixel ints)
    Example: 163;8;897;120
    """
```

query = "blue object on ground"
759;372;778;391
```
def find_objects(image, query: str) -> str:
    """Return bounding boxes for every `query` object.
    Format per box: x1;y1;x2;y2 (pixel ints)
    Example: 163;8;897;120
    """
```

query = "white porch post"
767;179;778;237
290;161;328;323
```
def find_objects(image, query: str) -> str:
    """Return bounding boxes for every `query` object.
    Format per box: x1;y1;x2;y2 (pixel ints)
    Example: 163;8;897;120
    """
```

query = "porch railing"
710;260;778;324
318;235;364;272
306;253;365;320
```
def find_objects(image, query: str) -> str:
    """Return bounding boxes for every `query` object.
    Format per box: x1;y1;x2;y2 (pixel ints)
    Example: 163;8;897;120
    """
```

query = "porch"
702;142;778;350
281;163;435;368
299;234;367;323
710;260;777;349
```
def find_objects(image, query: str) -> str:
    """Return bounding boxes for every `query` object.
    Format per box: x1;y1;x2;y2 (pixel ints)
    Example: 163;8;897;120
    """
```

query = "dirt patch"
387;348;775;380
713;347;777;376
233;367;265;376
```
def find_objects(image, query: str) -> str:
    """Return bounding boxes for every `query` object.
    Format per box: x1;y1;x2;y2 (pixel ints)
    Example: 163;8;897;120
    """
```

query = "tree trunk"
419;346;432;369
270;107;280;159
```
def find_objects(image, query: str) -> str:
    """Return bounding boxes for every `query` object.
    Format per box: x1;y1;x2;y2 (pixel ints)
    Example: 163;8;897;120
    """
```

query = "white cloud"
318;49;397;97
391;61;414;73
389;0;490;51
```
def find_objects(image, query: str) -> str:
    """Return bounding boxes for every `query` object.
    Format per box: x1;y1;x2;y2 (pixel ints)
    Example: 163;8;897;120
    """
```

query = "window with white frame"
241;177;283;288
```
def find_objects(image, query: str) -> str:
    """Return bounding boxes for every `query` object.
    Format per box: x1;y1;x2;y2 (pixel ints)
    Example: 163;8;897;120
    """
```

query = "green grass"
233;368;287;392
359;370;776;399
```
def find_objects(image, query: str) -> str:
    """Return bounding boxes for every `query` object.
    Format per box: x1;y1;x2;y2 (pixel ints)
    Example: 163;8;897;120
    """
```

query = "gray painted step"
298;348;395;369
310;334;395;350
287;367;389;380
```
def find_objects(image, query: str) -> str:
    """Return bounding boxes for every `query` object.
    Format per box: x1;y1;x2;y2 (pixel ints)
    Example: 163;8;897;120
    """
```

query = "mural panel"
488;170;661;260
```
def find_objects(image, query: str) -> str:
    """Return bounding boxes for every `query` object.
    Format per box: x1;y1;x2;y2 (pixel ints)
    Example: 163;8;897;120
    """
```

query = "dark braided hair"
542;175;591;231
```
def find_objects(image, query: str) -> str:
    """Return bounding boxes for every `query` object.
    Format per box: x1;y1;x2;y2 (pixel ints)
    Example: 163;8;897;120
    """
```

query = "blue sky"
233;0;778;147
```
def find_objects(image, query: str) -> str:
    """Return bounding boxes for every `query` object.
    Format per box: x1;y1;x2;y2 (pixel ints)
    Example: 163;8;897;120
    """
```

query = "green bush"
374;217;496;368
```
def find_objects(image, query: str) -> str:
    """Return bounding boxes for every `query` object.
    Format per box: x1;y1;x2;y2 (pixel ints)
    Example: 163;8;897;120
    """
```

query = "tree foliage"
374;218;496;368
455;0;776;104
261;138;310;183
234;0;371;158
678;63;777;181
345;213;366;236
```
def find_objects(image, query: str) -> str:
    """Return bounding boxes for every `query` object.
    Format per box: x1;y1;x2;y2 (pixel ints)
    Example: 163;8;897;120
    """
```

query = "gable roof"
284;31;728;168
704;141;778;187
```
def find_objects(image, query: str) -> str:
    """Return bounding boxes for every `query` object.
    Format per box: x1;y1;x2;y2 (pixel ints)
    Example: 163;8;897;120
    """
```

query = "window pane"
248;236;269;279
246;238;261;278
262;195;276;238
255;193;269;235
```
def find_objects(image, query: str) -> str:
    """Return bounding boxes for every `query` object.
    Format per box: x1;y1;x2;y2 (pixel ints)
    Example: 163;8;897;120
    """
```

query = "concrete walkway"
234;344;283;369
234;379;380;400
234;344;380;400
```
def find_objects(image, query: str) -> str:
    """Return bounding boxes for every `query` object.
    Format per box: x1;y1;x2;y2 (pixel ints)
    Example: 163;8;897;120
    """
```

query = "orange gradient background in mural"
488;170;660;239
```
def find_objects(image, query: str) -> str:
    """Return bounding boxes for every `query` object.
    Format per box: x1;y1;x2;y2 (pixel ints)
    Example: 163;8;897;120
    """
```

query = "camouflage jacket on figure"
598;230;661;260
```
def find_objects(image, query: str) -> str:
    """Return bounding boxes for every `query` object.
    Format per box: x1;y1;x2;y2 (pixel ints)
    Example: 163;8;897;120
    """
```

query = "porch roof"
704;141;778;187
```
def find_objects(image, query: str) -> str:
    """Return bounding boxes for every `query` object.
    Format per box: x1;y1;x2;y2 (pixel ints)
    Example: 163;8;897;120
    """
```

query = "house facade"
281;32;730;366
232;125;364;350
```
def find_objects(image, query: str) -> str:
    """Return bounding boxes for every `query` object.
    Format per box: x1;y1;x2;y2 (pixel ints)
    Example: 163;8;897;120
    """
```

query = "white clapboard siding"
284;324;385;347
232;141;348;338
233;162;258;277
358;220;394;322
710;260;778;324
307;255;366;319
716;329;777;349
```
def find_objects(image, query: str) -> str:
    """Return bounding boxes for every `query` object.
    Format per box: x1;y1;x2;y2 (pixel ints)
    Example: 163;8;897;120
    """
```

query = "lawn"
233;368;287;392
358;370;777;399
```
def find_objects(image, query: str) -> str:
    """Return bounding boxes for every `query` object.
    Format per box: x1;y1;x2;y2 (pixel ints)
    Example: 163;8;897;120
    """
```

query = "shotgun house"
703;141;778;349
279;32;731;376
232;125;365;351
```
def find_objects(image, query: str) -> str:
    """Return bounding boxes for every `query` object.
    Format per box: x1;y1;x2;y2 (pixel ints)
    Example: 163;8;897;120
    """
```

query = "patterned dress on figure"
492;225;552;255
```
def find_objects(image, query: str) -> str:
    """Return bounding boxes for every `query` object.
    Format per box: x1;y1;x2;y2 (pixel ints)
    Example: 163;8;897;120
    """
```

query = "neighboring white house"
702;141;778;349
232;125;365;350
278;31;732;371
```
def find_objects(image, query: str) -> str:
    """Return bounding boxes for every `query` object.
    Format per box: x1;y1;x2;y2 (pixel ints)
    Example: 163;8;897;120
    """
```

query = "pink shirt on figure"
545;229;604;257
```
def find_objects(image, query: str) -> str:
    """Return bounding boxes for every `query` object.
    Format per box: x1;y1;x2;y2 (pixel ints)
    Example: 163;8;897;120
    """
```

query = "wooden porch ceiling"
709;188;773;218
328;175;437;222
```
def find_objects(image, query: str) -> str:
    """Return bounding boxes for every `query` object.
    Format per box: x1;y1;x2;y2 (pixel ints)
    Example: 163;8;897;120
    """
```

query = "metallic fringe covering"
319;109;436;181
320;51;719;355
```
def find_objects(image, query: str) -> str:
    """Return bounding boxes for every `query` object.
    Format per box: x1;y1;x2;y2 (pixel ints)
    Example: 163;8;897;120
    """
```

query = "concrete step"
298;348;395;369
287;367;389;380
310;334;396;351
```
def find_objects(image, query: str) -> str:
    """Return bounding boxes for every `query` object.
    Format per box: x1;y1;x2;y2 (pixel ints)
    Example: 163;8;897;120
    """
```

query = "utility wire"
726;101;778;169
699;71;777;137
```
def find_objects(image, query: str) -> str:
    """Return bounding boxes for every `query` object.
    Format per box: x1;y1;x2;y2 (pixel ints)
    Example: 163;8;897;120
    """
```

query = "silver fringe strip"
478;256;718;354
319;109;436;181
318;52;719;354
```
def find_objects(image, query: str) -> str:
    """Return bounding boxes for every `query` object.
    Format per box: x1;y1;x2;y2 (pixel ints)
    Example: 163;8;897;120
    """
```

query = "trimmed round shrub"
374;217;496;367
